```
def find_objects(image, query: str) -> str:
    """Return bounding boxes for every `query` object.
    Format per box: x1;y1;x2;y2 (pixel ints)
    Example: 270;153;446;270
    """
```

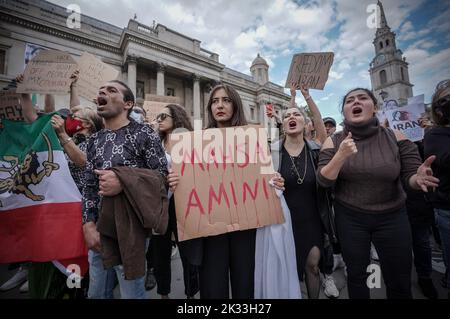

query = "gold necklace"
289;148;307;185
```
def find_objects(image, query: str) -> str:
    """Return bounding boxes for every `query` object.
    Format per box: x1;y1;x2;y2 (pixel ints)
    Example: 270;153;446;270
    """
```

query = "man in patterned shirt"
82;80;168;299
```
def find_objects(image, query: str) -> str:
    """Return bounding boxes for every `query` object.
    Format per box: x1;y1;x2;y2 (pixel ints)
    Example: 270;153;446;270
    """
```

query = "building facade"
0;0;291;126
369;0;414;106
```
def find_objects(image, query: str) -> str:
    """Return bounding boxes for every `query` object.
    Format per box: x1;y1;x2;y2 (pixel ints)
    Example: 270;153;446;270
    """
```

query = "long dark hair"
340;88;378;114
206;84;248;128
159;104;193;142
431;85;450;126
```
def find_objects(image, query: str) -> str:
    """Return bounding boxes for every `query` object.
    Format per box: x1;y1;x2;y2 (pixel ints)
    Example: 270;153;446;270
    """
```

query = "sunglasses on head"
436;79;450;92
437;95;450;108
156;113;172;121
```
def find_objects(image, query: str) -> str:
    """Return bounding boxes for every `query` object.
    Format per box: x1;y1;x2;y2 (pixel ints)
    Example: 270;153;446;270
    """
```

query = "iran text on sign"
170;125;284;241
16;50;78;95
285;52;334;90
385;97;425;142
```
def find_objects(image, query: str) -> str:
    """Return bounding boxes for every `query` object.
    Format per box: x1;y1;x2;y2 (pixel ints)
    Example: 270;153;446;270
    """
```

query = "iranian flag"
0;114;87;275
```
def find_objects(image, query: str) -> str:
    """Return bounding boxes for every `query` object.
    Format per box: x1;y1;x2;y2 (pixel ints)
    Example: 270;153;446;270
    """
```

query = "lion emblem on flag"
0;133;59;206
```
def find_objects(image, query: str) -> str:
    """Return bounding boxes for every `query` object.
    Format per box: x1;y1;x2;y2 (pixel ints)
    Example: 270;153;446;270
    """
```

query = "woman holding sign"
193;84;256;299
317;88;439;299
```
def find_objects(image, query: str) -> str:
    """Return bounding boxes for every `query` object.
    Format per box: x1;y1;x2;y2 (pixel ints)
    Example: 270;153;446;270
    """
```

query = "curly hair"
159;104;193;142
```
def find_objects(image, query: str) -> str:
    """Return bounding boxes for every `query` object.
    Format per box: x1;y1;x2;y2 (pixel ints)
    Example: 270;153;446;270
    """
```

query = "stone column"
192;74;201;121
127;56;137;97
156;63;166;96
203;82;213;123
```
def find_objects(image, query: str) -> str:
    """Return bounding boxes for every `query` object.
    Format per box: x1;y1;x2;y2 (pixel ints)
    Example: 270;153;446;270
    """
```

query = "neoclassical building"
369;1;414;106
0;0;291;127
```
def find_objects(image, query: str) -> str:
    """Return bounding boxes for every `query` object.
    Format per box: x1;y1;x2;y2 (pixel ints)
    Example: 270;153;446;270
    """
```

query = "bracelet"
61;137;72;146
305;95;312;101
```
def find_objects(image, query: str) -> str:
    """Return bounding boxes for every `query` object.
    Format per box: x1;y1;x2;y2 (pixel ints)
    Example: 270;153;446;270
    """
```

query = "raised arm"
69;70;81;109
300;85;326;145
16;74;37;123
44;94;55;113
289;82;296;109
51;114;87;167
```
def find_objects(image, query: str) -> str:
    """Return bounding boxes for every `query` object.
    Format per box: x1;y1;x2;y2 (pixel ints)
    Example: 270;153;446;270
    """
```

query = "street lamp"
379;90;388;102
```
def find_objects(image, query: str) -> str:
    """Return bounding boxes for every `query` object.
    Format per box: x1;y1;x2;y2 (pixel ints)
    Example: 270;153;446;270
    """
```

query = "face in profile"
157;107;174;133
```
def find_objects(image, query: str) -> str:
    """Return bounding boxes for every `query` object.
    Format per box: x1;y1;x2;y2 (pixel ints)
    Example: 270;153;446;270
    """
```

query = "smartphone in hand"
265;103;273;118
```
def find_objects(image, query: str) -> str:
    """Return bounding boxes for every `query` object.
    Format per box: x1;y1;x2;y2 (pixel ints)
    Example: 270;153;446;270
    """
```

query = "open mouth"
97;96;108;107
288;120;297;128
352;106;363;115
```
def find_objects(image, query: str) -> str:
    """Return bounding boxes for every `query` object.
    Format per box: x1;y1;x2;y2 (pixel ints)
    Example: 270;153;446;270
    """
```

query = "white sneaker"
370;244;379;261
0;267;28;291
19;280;29;293
323;275;339;299
332;254;346;271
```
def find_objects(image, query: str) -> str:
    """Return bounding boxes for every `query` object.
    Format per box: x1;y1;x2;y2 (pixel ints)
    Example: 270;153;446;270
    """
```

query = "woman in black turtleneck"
316;88;439;299
424;80;450;299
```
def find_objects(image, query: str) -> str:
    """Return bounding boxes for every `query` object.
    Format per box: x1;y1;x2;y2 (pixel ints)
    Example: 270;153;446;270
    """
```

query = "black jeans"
409;223;432;278
151;196;199;297
199;229;256;299
322;241;342;275
152;232;199;297
334;202;412;299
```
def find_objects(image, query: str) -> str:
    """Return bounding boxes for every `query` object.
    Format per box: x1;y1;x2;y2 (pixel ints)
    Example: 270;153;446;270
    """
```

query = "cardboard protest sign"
0;91;23;121
77;52;119;101
170;125;284;241
285;52;334;90
143;101;168;122
17;50;78;95
385;95;425;142
143;95;182;122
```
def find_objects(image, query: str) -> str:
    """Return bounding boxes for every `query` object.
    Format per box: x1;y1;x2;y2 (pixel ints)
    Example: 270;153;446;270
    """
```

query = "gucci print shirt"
82;119;168;224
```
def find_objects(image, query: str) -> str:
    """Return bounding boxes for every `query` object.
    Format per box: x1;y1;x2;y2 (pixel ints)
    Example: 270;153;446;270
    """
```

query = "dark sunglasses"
156;113;172;121
437;95;450;108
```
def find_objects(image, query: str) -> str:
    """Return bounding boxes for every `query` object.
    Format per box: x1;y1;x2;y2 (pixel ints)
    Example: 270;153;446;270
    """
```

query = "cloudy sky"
50;0;450;122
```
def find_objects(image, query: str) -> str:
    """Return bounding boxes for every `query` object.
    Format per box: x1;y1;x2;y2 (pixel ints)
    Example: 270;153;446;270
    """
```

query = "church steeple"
369;0;413;106
378;0;388;30
374;0;396;54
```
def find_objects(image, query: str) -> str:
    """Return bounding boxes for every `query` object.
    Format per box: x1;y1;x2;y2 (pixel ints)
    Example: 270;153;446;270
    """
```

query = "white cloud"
403;46;450;101
46;0;448;111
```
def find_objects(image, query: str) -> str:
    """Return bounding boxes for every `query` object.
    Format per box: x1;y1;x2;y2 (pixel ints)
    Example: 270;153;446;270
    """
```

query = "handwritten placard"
285;52;334;90
0;91;23;121
77;52;119;101
170;125;284;241
16;50;78;95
